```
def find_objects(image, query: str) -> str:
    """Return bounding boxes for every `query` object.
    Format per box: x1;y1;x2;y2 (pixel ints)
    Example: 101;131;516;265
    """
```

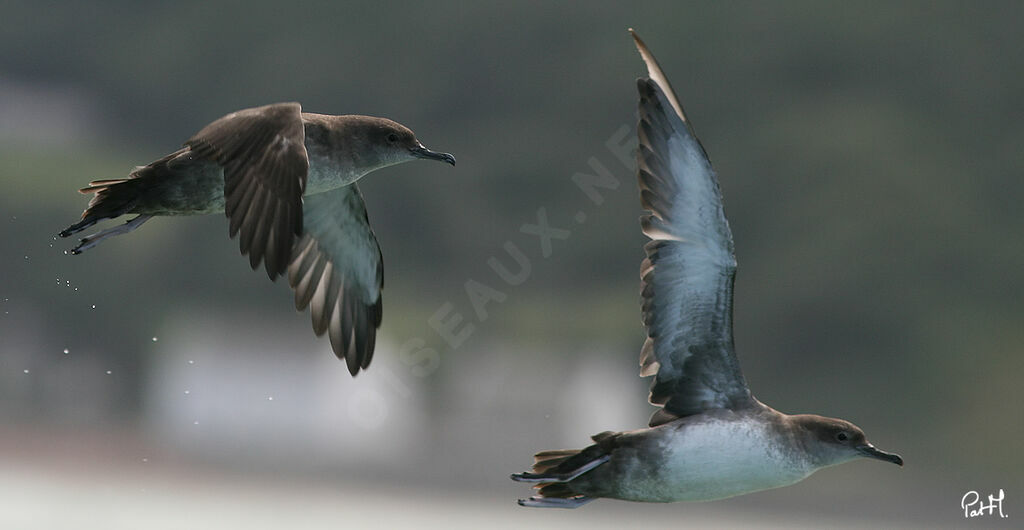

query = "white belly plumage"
305;152;363;195
613;419;815;502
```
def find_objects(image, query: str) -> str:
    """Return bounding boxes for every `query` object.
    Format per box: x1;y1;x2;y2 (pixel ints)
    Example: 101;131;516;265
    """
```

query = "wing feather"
288;185;384;376
631;30;754;426
186;102;308;280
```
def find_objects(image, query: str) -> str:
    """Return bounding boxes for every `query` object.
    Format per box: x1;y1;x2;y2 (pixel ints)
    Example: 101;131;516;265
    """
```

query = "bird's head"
791;414;903;468
347;117;456;169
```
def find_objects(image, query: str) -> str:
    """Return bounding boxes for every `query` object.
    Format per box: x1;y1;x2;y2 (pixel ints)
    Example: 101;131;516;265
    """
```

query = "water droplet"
193;420;199;425
183;390;190;395
187;360;195;365
141;458;148;463
105;370;112;375
63;348;69;354
23;369;30;374
91;305;96;309
267;396;274;401
151;337;158;342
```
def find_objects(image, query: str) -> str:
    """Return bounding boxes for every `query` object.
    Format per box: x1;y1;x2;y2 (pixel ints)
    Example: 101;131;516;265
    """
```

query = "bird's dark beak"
410;144;456;166
856;444;903;466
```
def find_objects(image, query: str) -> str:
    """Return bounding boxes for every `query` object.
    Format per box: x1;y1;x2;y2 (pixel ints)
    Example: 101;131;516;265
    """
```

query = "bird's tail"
59;148;186;239
511;431;619;508
59;178;146;237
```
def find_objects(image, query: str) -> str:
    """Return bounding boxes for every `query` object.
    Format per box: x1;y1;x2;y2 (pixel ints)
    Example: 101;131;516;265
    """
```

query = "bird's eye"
835;431;849;442
386;133;399;143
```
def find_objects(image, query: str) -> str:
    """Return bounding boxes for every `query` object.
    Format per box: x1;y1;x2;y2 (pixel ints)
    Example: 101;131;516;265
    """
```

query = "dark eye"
835;431;849;442
386;133;399;143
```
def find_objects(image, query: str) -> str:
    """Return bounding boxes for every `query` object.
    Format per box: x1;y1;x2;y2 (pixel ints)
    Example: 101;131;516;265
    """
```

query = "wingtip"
630;31;658;79
628;29;688;124
628;28;646;51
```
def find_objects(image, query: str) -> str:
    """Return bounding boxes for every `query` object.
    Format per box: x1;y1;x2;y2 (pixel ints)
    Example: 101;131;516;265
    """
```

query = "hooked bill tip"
411;146;456;166
857;444;904;466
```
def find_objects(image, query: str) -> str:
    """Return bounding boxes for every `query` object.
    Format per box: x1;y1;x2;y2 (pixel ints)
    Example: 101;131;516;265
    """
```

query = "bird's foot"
510;454;610;483
67;215;152;254
517;495;594;509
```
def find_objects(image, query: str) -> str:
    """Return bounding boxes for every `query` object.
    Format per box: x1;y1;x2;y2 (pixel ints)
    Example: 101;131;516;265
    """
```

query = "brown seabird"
59;102;455;375
510;31;902;508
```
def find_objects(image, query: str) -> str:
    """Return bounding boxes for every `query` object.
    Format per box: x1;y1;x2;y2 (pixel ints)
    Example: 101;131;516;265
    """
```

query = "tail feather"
513;430;621;506
532;431;617;481
532;449;579;474
537;482;576;498
60;178;145;237
79;178;132;191
60;148;186;238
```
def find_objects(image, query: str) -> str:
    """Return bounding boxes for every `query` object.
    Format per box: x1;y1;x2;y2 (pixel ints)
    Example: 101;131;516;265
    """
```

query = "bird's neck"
302;119;384;194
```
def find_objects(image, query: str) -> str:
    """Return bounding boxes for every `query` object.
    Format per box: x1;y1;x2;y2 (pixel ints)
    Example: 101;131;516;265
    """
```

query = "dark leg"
511;454;610;483
517;495;595;509
59;217;102;238
68;215;153;255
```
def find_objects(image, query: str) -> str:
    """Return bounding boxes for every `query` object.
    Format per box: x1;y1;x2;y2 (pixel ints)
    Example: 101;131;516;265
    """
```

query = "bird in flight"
60;102;455;375
511;30;901;508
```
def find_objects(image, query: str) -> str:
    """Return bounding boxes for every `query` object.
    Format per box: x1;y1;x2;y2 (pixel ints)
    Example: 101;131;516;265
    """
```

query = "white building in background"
141;310;646;480
142;311;429;469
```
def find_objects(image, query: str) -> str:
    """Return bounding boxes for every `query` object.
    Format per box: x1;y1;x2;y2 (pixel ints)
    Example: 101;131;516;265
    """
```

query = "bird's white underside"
617;419;814;502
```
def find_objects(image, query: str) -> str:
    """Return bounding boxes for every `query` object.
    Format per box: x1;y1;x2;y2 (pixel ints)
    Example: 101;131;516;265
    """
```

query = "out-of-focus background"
2;2;1021;528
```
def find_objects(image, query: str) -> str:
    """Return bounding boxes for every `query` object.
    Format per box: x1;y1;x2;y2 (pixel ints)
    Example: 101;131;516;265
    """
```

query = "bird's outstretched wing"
186;102;308;280
631;30;753;426
288;185;383;375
